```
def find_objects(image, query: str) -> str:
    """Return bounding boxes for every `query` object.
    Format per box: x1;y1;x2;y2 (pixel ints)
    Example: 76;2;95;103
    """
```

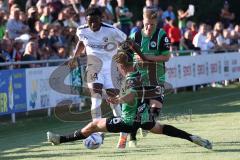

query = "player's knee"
150;100;162;108
89;119;100;130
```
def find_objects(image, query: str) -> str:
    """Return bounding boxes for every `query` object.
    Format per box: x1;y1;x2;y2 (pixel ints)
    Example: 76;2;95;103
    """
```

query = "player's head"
113;49;134;76
85;7;102;32
143;9;157;36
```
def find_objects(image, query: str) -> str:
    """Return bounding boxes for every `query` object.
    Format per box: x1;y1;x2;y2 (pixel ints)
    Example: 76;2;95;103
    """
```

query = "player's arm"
142;54;170;62
107;91;136;106
122;39;151;62
73;41;85;57
68;41;85;69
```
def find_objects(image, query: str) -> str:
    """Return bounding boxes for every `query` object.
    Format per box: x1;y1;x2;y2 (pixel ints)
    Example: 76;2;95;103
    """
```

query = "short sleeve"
114;27;127;43
76;26;86;42
159;32;170;55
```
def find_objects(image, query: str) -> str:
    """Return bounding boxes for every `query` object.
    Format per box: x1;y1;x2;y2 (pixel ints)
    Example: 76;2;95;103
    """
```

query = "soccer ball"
83;133;103;149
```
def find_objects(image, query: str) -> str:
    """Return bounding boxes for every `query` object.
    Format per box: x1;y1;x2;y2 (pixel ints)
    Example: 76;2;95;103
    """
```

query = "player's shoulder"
101;22;115;29
77;24;89;31
158;28;167;35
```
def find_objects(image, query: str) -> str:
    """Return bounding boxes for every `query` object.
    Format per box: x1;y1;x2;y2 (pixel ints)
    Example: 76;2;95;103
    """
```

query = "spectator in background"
223;29;238;51
21;41;38;68
162;5;175;22
38;29;51;48
27;7;39;33
47;0;64;15
8;0;15;11
61;6;76;27
34;20;43;34
62;26;77;54
36;0;46;16
49;25;65;48
205;31;218;51
115;0;133;36
100;0;114;24
130;20;143;35
144;0;163;28
0;0;7;12
40;5;53;24
89;0;99;8
70;0;86;25
144;0;158;12
193;23;208;53
214;22;228;51
0;38;13;62
168;20;181;52
177;9;188;33
163;16;171;37
6;8;29;39
12;39;23;63
0;11;6;40
180;30;200;55
230;28;240;50
55;11;65;27
19;11;29;29
190;22;198;41
25;0;39;12
220;1;235;28
234;25;240;37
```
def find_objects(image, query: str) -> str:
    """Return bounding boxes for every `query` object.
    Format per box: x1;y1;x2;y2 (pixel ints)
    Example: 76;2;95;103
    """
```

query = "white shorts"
85;57;122;89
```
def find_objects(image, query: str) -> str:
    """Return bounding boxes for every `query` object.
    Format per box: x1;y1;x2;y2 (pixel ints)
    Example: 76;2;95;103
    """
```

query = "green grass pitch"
0;84;240;160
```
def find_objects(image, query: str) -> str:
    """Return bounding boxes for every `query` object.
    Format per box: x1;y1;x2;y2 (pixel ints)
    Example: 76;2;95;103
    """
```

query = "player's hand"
107;96;120;104
135;54;143;62
68;58;78;70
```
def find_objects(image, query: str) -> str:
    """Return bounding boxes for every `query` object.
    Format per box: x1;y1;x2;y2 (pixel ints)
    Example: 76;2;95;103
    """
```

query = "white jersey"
76;23;127;62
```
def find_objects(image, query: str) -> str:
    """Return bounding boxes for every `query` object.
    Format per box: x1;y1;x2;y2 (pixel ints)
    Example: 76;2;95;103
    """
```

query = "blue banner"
12;69;27;113
0;69;27;115
0;70;11;115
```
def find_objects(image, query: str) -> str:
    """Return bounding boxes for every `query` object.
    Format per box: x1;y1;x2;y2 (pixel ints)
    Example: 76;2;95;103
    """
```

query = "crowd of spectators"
0;0;239;69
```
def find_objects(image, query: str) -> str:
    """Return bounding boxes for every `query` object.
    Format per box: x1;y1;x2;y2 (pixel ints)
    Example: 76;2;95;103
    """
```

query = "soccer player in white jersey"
71;7;128;148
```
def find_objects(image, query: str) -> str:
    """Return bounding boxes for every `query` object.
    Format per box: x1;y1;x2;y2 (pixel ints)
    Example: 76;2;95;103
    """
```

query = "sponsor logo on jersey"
86;42;117;51
103;37;108;42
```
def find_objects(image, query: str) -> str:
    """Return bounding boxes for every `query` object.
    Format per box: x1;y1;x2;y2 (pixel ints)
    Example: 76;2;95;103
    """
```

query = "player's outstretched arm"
68;41;85;69
107;92;135;106
143;54;171;62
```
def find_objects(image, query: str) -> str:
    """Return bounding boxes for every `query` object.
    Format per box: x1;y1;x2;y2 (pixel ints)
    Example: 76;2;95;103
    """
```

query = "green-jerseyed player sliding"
47;45;212;150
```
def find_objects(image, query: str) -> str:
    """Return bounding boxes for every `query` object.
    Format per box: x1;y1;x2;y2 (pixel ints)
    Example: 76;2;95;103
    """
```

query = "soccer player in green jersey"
47;47;212;150
127;8;171;147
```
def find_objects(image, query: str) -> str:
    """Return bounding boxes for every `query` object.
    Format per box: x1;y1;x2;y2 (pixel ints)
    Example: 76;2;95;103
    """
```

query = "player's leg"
129;130;138;148
106;89;122;116
105;66;128;149
47;117;134;145
88;83;103;120
129;94;163;146
47;118;108;145
150;100;162;119
85;59;105;120
149;122;212;149
106;88;128;149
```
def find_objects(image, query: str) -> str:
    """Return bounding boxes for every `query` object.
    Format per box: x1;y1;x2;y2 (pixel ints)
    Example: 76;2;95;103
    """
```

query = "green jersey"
120;71;152;125
130;28;170;85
